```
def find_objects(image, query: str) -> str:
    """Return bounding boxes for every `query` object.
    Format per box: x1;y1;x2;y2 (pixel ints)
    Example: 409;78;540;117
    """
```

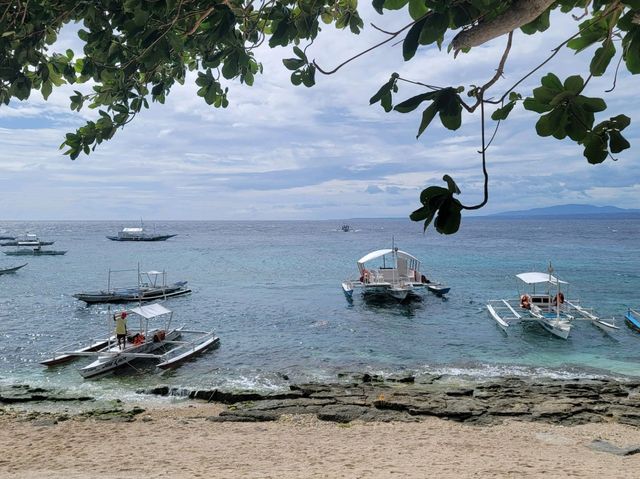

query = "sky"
0;5;638;221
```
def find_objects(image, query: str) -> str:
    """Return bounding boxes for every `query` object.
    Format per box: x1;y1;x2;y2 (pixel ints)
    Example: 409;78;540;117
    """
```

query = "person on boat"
553;292;565;306
520;294;531;310
114;311;128;350
360;269;369;283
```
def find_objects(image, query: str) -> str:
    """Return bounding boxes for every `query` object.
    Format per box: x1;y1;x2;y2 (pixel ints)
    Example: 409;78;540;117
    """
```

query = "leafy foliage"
0;0;638;233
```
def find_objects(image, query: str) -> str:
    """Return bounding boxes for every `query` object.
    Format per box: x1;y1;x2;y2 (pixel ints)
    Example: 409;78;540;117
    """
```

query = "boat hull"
106;234;177;241
625;309;640;333
79;329;182;378
4;250;66;256
0;263;27;274
74;285;191;304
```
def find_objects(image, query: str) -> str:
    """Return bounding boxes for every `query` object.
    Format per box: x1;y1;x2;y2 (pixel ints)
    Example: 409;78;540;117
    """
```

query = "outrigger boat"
341;246;449;302
0;233;54;246
41;303;219;377
107;221;176;241
487;265;618;340
73;267;191;304
4;243;66;256
625;308;640;333
0;263;27;274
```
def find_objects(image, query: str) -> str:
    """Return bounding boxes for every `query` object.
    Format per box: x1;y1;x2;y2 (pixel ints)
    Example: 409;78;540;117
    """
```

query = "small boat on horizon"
107;221;176;241
341;245;449;302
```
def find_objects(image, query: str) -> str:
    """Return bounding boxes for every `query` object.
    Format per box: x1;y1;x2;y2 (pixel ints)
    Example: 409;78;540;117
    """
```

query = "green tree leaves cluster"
0;0;638;232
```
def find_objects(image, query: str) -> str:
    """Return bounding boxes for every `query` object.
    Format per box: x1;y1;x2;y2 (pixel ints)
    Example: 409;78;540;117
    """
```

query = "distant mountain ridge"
492;204;640;217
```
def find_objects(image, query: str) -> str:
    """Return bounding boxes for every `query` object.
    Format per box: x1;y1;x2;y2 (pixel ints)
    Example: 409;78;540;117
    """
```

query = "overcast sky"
0;6;638;221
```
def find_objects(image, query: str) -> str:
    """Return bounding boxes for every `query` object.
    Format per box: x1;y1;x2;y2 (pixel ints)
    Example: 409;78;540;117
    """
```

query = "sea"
0;217;639;403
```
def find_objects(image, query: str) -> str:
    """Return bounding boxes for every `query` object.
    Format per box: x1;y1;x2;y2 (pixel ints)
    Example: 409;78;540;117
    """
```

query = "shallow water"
0;217;639;399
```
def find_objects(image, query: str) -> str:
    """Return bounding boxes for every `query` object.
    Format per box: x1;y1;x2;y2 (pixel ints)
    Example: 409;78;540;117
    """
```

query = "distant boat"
0;263;27;274
0;233;54;246
74;267;191;304
4;244;66;256
106;223;176;241
341;224;351;232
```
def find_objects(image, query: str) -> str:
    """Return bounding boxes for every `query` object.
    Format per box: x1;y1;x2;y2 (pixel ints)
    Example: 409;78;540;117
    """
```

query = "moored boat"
107;222;176;241
342;244;448;302
43;303;219;378
73;267;191;304
487;264;618;340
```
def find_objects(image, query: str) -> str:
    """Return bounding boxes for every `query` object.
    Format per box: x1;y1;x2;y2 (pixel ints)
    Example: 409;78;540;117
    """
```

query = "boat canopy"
122;227;144;233
357;249;420;265
516;272;568;285
129;303;171;319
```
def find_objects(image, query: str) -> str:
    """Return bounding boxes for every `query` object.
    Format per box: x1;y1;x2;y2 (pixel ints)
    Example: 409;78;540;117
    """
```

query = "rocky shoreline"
3;373;640;428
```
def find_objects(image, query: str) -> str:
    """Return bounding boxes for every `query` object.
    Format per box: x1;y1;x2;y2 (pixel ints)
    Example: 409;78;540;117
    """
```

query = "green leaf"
419;186;448;205
540;73;563;92
434;198;462;234
523;98;551;113
418;13;448;46
394;92;435;113
582;132;608;163
417;103;438;138
443;174;461;194
403;18;426;61
578;96;607;112
608;130;630;153
41;80;52;100
383;0;409;10
283;58;305;70
372;0;385;14
491;101;515;121
590;40;615;76
408;0;428;20
563;75;584;94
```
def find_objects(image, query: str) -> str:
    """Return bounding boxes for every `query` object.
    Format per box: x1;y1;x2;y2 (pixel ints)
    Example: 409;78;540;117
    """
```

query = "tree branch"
451;0;555;52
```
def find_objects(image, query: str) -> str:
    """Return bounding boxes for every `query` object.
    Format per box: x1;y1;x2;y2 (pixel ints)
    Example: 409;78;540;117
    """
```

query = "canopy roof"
122;227;143;233
129;303;171;319
357;249;420;265
516;272;568;285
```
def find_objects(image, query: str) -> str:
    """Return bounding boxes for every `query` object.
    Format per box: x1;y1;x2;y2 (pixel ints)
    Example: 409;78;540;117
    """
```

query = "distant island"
490;204;640;217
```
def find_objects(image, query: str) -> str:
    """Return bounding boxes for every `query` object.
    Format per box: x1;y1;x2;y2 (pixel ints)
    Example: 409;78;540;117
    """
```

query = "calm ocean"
0;218;638;401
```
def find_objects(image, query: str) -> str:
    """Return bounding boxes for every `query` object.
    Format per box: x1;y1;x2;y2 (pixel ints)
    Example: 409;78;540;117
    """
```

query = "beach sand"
2;401;640;478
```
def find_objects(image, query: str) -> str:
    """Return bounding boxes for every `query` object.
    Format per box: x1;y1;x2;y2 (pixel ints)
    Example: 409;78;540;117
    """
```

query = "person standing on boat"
114;311;128;350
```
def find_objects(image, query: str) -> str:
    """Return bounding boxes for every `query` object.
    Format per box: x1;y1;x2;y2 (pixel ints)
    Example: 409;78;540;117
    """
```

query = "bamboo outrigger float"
487;264;618;340
41;303;218;377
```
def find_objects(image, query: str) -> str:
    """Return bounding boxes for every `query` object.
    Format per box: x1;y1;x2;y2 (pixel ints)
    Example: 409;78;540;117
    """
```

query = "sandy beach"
2;400;640;479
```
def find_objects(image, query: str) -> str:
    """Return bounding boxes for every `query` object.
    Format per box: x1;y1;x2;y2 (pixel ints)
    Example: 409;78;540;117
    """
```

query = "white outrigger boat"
41;303;219;378
341;247;449;302
487;266;618;339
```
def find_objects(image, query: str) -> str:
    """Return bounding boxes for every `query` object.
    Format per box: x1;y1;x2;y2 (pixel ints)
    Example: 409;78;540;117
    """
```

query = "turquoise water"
0;217;639;399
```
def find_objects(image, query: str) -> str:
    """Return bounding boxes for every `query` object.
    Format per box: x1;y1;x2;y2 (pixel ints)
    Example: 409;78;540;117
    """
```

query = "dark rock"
588;439;640;456
317;405;369;423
